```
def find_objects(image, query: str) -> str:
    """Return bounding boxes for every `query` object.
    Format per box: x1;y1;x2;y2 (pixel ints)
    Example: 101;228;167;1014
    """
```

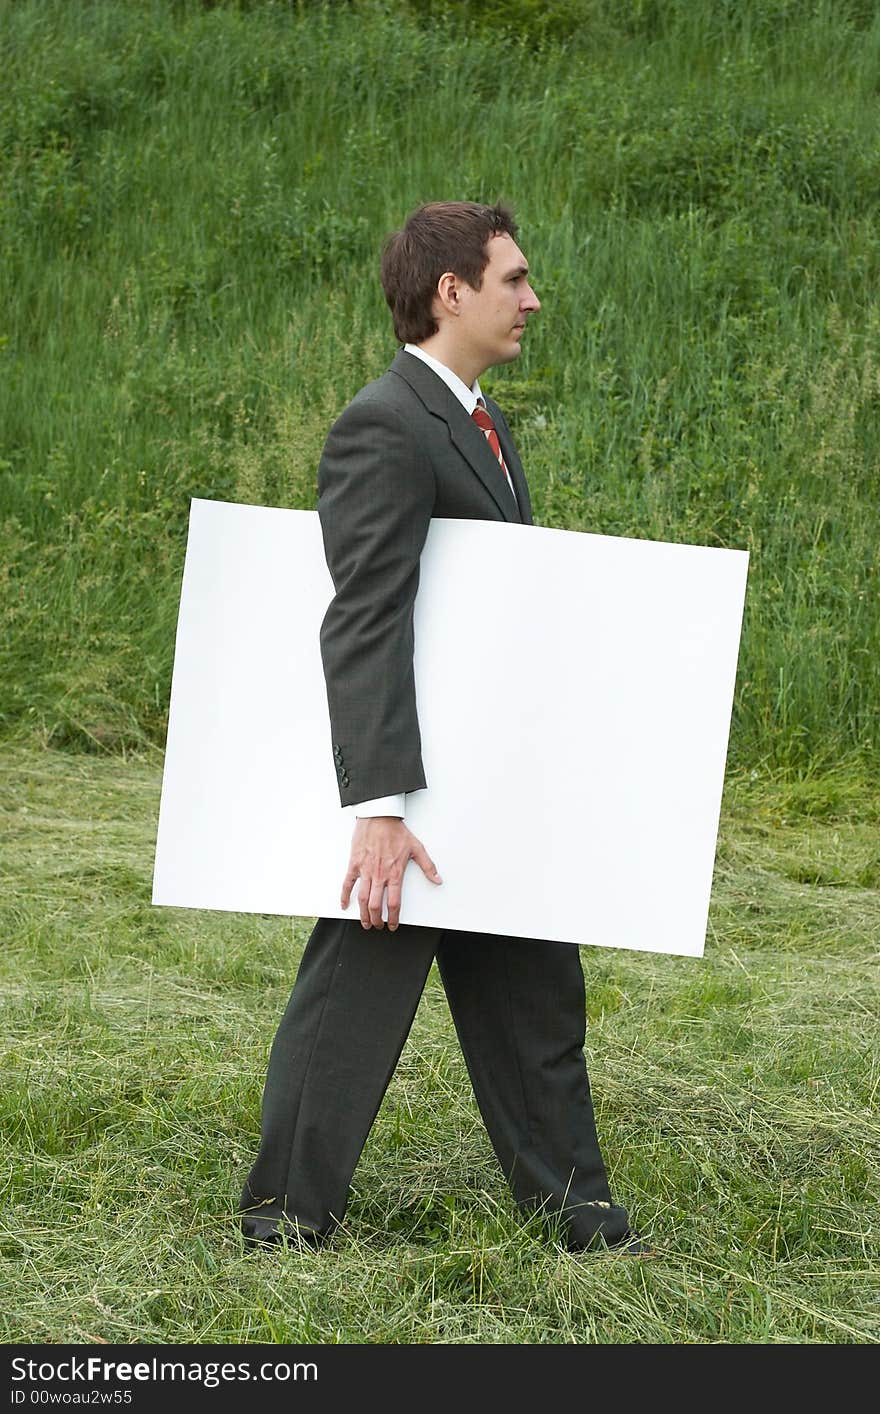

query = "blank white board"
152;498;748;957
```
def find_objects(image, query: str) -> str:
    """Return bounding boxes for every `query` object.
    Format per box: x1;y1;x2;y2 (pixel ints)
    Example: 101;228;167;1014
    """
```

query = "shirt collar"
403;343;483;414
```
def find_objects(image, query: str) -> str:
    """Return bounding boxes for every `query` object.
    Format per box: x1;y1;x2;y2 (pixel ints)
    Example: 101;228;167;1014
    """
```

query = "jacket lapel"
389;350;523;524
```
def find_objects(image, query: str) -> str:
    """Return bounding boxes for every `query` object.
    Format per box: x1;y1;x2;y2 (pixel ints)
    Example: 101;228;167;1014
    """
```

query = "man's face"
455;233;541;373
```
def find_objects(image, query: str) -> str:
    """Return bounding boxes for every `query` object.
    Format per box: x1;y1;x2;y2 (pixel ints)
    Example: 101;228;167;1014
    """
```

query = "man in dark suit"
239;202;647;1254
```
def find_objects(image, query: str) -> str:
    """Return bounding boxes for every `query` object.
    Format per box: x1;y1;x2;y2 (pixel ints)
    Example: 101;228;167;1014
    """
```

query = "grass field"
3;0;880;1345
1;745;877;1343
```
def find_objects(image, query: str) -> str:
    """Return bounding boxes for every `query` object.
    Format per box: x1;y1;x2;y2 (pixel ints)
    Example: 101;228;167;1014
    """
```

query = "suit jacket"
317;348;533;808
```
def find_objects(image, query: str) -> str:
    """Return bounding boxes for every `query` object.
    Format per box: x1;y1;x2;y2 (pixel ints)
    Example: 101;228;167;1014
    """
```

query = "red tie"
471;401;506;471
471;400;517;507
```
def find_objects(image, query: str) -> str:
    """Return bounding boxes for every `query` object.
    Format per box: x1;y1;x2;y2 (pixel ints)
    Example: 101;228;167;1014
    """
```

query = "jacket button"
342;773;350;787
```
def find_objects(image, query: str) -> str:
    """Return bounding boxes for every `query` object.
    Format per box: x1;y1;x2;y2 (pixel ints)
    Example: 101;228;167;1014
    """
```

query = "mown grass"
1;0;880;766
1;745;877;1343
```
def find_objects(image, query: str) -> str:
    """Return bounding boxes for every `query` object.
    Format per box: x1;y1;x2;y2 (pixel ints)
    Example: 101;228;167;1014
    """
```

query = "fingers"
357;875;373;930
340;866;358;910
386;877;402;932
411;839;443;885
353;874;400;931
367;874;386;930
342;829;442;933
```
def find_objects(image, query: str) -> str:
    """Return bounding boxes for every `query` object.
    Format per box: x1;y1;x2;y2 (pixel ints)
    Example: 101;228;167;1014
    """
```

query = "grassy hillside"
2;0;879;766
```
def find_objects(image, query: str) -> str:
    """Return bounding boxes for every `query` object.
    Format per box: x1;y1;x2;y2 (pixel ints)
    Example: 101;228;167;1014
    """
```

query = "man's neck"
412;333;483;391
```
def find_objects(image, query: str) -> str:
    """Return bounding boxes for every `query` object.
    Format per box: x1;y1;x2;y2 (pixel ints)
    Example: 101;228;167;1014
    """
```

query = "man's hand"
342;817;442;931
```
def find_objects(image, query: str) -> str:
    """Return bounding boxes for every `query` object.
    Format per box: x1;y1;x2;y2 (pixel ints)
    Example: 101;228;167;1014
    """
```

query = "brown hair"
380;201;518;344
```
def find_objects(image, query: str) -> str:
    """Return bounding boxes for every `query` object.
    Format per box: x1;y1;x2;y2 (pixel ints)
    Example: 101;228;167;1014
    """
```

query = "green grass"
1;744;878;1343
2;0;880;767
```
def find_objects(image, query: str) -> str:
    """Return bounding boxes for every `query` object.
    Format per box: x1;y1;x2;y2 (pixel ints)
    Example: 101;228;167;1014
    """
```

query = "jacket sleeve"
317;393;436;807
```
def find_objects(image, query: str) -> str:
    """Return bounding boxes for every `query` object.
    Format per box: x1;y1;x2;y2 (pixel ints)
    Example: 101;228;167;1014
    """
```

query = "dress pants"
239;916;630;1247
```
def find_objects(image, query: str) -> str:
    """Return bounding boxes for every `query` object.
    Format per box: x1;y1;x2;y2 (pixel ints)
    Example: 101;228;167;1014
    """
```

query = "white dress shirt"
353;342;515;820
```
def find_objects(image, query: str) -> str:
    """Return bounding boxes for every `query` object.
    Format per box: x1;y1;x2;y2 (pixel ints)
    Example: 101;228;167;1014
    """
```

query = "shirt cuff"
353;793;406;818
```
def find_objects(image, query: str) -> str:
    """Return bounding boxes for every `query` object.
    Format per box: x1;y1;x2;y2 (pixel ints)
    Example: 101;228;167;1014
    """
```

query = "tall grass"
2;0;879;766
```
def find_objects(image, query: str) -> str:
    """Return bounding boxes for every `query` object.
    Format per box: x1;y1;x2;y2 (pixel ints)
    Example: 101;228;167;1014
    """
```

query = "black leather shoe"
567;1226;657;1256
610;1229;657;1257
240;1214;323;1249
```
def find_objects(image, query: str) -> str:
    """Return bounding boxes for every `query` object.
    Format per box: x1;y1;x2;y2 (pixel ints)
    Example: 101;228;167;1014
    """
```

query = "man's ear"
435;270;460;318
